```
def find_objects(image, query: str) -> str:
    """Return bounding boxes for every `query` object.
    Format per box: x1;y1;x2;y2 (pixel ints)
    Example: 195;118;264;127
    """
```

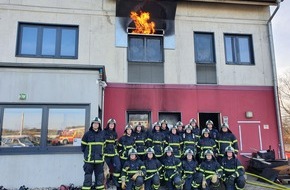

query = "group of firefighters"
81;117;246;190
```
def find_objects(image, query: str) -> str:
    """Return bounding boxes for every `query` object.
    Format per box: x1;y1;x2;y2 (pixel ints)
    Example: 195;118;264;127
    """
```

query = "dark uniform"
221;146;245;190
161;146;183;190
134;123;148;160
176;121;184;138
81;117;106;190
143;147;163;190
189;118;201;141
147;122;166;159
182;125;198;153
118;125;136;165
121;148;146;190
199;150;223;190
197;128;217;162
182;149;203;190
206;120;219;140
165;126;183;158
160;119;170;137
104;118;121;188
216;123;239;163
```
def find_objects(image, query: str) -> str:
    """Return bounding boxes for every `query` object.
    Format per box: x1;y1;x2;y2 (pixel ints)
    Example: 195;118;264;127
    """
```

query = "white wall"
0;154;84;188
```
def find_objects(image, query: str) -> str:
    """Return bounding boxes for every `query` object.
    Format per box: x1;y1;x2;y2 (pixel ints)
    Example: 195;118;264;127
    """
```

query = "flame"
130;11;155;34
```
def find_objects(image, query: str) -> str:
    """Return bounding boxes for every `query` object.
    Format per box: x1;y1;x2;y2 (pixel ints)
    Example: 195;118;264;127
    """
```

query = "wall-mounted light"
245;111;253;118
19;93;27;100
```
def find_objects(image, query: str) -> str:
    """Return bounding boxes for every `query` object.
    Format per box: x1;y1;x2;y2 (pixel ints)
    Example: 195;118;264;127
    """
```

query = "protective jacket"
134;129;148;156
104;127;118;157
147;129;166;158
183;132;197;153
118;134;135;161
221;156;244;180
121;158;146;181
216;131;239;157
161;155;182;181
199;158;223;181
197;136;217;160
81;127;105;163
143;156;163;180
165;133;183;158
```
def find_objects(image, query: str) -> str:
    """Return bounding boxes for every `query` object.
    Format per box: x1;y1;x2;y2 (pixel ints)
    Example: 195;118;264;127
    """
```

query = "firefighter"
216;123;239;163
221;146;245;190
143;147;163;190
104;118;121;189
189;118;201;141
165;125;183;158
161;146;183;190
134;122;148;160
147;122;166;159
182;149;203;190
199;149;223;190
176;121;184;137
118;124;136;165
121;148;146;190
160;119;170;136
182;124;198;153
197;128;217;163
81;117;106;190
206;120;219;140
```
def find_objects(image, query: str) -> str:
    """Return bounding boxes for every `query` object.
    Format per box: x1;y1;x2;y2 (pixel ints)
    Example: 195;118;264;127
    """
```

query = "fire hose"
246;172;290;190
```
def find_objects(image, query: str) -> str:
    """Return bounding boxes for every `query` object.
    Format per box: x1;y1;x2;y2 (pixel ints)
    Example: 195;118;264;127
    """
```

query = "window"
194;32;215;64
194;32;217;84
0;104;89;154
127;111;151;130
16;23;78;59
159;112;181;129
128;35;163;62
224;34;254;65
128;35;164;83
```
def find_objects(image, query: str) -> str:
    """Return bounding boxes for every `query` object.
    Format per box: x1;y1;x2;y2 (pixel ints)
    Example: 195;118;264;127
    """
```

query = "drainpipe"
267;0;284;159
99;80;107;130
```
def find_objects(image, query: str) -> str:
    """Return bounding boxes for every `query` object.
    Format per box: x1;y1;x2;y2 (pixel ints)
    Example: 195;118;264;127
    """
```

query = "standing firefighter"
134;123;148;160
165;125;183;158
104;118;121;189
118;124;136;165
147;122;166;159
189;118;201;141
143;147;163;190
121;148;146;190
221;146;245;190
197;128;217;162
161;146;183;190
182;149;203;190
81;117;106;190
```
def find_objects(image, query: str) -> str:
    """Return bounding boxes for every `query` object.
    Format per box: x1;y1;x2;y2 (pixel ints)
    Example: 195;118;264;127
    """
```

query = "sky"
271;0;290;75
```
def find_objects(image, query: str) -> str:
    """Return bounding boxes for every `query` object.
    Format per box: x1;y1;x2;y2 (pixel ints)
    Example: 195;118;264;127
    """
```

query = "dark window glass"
17;23;78;59
194;33;215;63
128;35;163;63
224;34;254;65
127;111;151;130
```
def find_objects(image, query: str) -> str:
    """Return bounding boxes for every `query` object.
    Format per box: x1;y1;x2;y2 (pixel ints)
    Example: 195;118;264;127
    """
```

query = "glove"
211;174;218;183
202;180;207;189
132;171;142;181
121;182;126;189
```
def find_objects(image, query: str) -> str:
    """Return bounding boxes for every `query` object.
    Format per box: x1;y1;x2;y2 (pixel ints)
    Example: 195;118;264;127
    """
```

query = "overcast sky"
271;0;290;75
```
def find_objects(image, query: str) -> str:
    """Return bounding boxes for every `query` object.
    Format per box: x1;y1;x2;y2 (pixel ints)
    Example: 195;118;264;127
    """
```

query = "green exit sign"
19;93;27;100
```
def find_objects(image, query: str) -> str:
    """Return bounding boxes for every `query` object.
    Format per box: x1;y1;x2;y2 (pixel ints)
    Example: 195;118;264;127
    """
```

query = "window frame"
0;104;90;155
194;32;216;64
16;22;79;59
127;34;164;63
224;33;254;65
127;110;151;130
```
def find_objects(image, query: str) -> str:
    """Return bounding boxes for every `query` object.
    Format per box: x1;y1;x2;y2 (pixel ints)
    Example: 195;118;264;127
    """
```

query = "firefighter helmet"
128;148;138;156
125;124;133;130
92;117;101;124
153;122;161;127
160;119;168;125
221;123;229;128
184;149;194;156
189;118;197;124
164;146;173;153
107;118;116;124
225;146;235;153
184;124;193;131
204;149;214;156
176;121;183;126
201;128;210;135
171;125;178;131
146;147;155;154
206;120;213;125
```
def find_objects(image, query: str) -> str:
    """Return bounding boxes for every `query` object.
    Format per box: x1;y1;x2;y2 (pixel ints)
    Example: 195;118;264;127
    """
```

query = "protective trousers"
82;162;104;190
145;174;160;190
105;156;121;187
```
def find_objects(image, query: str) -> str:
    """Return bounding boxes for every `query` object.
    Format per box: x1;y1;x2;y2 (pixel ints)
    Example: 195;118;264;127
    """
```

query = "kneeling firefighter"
143;147;163;190
161;146;183;190
199;149;223;190
121;148;146;190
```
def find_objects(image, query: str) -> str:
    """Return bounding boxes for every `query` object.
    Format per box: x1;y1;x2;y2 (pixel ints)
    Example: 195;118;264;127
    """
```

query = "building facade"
0;0;282;188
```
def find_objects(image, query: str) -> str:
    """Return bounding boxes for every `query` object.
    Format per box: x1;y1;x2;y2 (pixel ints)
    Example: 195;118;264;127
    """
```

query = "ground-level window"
16;23;79;59
127;111;151;130
0;104;89;154
224;34;254;65
159;112;181;129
